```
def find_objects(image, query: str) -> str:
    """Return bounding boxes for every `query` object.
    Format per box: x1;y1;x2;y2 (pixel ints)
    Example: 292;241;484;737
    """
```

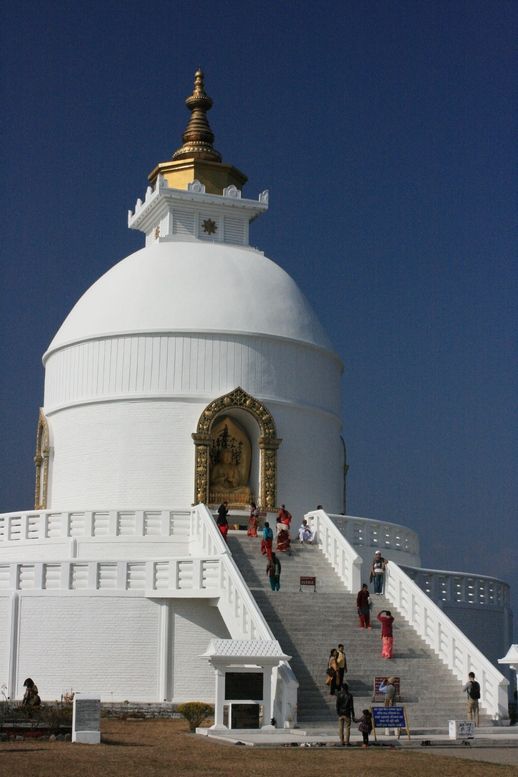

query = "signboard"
371;706;406;729
225;672;263;701
299;576;316;592
230;703;261;729
72;694;101;744
449;720;475;739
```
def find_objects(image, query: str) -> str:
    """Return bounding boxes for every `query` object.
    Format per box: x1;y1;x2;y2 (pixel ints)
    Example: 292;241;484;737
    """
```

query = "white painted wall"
44;332;343;513
5;594;232;703
16;596;161;701
171;600;230;702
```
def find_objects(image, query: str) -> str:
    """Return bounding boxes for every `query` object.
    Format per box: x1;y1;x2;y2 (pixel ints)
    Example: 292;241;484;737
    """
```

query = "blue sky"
1;1;516;627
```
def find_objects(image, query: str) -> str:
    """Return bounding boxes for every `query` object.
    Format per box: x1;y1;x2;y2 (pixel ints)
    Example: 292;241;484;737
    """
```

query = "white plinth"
449;720;475;739
72;693;101;744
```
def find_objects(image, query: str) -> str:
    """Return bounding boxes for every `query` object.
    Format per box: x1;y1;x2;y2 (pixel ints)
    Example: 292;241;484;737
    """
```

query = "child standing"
358;709;373;747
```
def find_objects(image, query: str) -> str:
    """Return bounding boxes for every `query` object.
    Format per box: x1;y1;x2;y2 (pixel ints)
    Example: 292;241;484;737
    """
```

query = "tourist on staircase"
277;504;292;529
266;552;281;591
216;501;229;542
370;550;388;594
276;524;291;554
379;676;396;706
377;609;395;658
247;502;259;537
298;518;314;543
336;643;348;687
261;521;274;559
356;583;372;628
326;648;340;696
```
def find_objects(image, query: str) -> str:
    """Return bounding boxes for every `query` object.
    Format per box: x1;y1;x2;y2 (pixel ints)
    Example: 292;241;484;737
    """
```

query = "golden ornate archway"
34;409;50;510
192;387;281;510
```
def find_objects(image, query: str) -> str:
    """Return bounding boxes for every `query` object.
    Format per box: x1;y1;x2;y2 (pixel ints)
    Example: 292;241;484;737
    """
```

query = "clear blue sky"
1;1;516;627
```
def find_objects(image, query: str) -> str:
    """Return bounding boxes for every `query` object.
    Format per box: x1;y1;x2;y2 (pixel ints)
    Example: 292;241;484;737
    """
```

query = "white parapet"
384;561;509;720
304;508;363;593
329;513;421;567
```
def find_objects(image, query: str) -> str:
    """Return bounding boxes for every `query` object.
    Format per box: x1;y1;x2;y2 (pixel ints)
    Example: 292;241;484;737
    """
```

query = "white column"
158;602;170;701
210;668;227;730
261;666;275;729
7;592;19;699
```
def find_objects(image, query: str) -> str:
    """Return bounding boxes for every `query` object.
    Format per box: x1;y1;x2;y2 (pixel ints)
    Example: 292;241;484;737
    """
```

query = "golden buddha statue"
209;417;252;506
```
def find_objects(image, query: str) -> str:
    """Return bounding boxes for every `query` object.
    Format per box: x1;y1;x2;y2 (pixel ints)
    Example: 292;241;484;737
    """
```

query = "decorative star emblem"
202;218;217;235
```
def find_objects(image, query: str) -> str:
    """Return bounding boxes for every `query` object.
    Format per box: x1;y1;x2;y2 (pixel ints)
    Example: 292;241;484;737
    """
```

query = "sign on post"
72;693;101;744
371;706;410;740
299;576;316;592
449;720;475;739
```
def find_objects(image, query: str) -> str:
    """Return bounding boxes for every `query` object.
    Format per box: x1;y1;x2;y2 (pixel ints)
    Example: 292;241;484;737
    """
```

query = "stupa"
0;72;511;726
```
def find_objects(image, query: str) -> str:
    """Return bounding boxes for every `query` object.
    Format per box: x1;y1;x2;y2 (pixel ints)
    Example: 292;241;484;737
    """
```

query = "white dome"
45;241;333;357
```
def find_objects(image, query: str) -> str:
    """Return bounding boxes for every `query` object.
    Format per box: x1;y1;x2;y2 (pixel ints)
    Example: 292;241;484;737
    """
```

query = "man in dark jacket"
336;682;355;746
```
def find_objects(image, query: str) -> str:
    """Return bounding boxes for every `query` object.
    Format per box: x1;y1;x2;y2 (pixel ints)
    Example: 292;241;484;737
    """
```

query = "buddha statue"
209;417;252;506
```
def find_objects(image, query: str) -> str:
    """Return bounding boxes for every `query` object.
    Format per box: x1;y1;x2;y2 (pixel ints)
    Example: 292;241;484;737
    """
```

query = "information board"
225;672;263;701
371;706;406;728
449;720;475;739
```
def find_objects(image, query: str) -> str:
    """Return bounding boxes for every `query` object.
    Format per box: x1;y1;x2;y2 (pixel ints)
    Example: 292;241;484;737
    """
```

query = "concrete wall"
0;593;230;703
43;332;343;515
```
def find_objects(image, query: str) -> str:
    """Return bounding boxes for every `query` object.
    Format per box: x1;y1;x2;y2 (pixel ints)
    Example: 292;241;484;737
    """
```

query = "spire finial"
172;69;222;162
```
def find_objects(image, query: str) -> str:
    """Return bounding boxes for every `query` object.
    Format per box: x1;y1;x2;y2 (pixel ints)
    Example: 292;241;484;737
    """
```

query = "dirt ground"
0;719;517;777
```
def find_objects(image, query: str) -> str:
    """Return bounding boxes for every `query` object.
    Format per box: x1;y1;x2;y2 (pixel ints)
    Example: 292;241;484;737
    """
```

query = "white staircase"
228;533;492;727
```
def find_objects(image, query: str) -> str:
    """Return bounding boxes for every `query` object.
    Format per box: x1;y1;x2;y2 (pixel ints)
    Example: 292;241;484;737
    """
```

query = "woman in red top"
377;609;395;658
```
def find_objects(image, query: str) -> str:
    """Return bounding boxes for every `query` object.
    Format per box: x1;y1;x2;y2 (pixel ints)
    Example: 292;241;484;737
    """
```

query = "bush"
177;702;214;732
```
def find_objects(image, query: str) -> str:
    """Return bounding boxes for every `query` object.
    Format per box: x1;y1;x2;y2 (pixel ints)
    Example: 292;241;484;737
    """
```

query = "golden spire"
172;69;222;162
148;69;247;195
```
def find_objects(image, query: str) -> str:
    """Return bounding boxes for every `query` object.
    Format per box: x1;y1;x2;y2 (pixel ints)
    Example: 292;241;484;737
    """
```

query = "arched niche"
34;409;50;510
192;387;281;510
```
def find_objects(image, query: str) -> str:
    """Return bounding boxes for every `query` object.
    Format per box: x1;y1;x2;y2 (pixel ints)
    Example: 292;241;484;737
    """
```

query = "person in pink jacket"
377;609;395;658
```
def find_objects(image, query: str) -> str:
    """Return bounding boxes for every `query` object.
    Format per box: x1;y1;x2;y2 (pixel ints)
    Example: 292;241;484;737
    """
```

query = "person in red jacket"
356;583;372;629
377;609;395;658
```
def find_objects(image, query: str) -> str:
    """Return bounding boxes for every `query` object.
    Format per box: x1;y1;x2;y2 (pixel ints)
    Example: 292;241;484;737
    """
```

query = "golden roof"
148;70;247;195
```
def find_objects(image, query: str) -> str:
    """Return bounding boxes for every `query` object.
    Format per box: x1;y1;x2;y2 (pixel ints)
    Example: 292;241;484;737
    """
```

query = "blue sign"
372;707;406;728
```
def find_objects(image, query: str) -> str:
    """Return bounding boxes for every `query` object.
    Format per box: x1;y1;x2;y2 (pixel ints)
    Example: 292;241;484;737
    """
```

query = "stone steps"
227;534;490;727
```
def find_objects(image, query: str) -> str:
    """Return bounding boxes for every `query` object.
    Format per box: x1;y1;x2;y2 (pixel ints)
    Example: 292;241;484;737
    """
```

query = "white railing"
329;513;421;566
402;565;511;610
189;505;228;557
190;504;273;641
0;557;220;594
305;509;362;593
191;503;294;724
0;508;190;542
384;561;509;719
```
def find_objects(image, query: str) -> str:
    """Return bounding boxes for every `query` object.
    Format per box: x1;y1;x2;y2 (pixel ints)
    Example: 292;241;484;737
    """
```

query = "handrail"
190;504;273;641
190;504;291;722
384;561;509;719
328;513;421;565
305;509;362;593
401;564;510;609
189;504;228;557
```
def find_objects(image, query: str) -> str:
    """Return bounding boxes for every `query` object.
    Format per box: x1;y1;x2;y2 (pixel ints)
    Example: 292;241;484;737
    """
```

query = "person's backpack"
468;680;480;700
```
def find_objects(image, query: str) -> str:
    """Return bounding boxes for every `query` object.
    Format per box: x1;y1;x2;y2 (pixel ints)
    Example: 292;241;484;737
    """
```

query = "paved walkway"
197;725;518;766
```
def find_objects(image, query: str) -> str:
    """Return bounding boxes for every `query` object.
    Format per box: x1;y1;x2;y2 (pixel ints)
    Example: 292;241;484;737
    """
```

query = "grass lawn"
0;719;517;776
